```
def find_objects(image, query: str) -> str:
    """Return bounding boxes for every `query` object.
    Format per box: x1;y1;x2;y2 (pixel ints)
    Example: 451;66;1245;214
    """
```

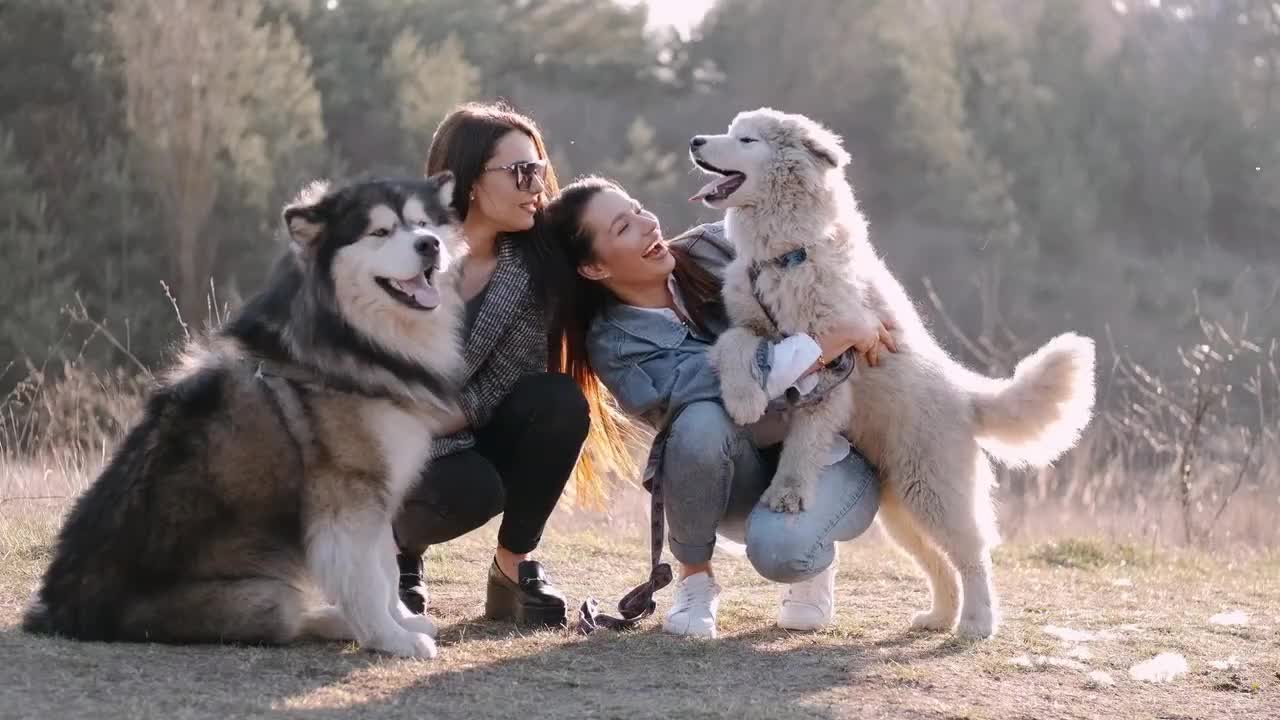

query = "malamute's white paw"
396;613;438;638
368;630;438;659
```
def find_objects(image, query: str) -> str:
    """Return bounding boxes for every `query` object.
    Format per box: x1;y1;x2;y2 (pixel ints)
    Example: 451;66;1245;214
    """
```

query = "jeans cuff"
668;536;715;565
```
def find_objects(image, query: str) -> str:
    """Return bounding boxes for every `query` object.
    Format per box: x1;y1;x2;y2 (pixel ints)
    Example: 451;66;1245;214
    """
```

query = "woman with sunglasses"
393;103;634;628
544;177;890;638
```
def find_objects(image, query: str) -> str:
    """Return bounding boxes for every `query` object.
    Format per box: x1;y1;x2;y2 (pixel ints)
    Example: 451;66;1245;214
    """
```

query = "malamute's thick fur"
23;174;465;658
690;109;1096;638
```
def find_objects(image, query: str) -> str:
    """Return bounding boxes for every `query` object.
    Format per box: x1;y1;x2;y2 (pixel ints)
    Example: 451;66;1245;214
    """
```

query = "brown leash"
576;469;673;633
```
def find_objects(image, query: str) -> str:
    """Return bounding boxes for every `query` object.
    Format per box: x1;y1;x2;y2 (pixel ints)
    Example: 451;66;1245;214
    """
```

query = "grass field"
1;505;1277;720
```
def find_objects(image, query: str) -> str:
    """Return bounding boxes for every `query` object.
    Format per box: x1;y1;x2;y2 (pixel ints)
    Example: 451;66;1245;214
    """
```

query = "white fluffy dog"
690;108;1097;638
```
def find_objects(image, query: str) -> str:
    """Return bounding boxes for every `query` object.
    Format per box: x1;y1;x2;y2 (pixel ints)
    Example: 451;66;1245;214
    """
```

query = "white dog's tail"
967;332;1097;468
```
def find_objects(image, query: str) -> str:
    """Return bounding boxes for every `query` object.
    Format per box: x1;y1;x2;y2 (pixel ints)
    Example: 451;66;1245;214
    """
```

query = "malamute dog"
690;109;1096;638
23;174;464;658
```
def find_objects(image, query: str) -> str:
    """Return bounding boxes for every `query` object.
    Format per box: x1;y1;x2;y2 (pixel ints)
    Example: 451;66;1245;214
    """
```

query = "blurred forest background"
1;0;1277;544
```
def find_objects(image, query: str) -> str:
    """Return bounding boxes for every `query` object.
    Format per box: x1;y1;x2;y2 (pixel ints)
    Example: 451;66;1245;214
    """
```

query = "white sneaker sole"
662;619;718;638
777;616;832;631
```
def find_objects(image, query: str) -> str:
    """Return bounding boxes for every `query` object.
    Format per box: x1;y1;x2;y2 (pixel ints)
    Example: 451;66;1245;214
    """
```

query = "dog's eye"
739;137;758;144
370;228;391;238
414;220;430;228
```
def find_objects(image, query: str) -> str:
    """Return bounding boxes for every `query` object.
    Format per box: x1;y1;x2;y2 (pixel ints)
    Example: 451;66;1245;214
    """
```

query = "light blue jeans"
660;401;880;582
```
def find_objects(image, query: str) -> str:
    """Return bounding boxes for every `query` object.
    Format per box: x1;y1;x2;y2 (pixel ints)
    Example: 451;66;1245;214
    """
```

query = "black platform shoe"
484;559;568;628
397;551;429;615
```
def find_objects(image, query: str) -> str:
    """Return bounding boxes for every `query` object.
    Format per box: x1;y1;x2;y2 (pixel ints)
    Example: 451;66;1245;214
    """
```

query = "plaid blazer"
431;237;549;459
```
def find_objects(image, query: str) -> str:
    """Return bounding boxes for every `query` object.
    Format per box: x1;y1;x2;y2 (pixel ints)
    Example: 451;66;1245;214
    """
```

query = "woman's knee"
663;401;740;469
828;452;882;541
745;519;835;583
394;453;505;550
505;372;589;444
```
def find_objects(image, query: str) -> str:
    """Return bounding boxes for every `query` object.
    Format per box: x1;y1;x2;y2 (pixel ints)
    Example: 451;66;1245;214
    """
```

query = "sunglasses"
484;159;548;192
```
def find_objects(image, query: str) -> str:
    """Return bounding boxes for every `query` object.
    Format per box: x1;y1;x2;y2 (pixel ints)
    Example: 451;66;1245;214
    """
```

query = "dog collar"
746;246;810;332
770;247;808;269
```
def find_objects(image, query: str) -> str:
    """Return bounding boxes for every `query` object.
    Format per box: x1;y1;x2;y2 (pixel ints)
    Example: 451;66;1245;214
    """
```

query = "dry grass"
1;501;1277;720
2;307;1278;719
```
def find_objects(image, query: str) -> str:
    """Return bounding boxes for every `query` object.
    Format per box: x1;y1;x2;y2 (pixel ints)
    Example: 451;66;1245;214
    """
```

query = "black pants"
393;373;590;555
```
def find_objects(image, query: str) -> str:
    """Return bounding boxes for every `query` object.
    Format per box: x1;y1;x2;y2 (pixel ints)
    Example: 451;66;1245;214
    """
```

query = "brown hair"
427;104;635;506
425;101;560;220
543;178;723;487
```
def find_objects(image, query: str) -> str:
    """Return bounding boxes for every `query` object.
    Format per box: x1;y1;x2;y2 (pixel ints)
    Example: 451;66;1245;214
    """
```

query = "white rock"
1208;610;1249;626
1129;652;1189;683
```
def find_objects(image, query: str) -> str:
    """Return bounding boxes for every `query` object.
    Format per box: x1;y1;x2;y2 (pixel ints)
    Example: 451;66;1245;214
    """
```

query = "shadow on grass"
0;610;969;720
278;614;970;720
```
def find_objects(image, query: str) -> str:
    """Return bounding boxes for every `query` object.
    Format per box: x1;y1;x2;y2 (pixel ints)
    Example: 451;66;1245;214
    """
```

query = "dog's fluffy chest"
360;400;435;503
723;235;861;337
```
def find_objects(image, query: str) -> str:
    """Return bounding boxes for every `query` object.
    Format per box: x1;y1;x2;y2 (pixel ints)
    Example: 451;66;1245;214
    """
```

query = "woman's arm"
586;324;721;427
454;297;549;432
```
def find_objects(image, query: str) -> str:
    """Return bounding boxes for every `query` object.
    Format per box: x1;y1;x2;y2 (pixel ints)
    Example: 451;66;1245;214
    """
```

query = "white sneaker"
778;557;836;631
663;572;721;638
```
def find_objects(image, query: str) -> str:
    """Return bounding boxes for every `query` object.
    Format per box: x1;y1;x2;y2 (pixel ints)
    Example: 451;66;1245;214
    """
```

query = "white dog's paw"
761;482;806;513
722;387;769;426
397;613;438;638
395;601;438;638
367;630;438;659
909;609;958;633
955;610;998;639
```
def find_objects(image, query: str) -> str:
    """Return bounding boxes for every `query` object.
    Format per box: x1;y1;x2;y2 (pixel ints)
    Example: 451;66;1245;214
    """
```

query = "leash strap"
576;466;673;633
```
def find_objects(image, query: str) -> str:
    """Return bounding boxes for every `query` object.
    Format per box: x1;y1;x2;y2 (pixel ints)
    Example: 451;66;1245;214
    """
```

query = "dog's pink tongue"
690;176;723;203
399;275;441;309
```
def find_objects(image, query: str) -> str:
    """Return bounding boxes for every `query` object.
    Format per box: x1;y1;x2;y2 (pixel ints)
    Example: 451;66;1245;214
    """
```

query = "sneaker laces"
673;574;717;613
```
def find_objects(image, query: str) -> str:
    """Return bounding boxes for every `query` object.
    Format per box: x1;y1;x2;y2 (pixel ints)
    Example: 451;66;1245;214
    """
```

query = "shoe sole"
777;615;833;631
662;623;717;638
484;583;568;628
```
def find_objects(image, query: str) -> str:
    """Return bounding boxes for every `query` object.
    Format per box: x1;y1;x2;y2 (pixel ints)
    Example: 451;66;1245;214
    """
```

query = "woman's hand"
815;315;898;370
435;405;470;436
849;317;898;368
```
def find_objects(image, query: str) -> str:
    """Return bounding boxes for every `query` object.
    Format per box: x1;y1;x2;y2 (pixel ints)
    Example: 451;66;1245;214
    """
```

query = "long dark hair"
425;101;564;312
427;104;634;504
544;177;723;436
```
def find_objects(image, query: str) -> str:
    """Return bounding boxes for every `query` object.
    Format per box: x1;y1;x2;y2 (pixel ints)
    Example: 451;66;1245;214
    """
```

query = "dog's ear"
800;122;851;170
429;170;457;216
283;180;331;248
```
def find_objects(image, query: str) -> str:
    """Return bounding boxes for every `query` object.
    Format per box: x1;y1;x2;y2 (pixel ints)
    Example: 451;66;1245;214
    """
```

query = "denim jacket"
586;221;849;486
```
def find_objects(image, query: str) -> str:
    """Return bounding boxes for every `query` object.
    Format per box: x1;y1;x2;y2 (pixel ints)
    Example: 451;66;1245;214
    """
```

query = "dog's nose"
414;235;439;256
690;136;707;149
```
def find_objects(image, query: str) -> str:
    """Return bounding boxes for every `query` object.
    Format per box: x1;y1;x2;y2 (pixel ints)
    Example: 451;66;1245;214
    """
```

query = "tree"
599;117;681;215
108;0;325;325
383;31;481;166
0;130;73;374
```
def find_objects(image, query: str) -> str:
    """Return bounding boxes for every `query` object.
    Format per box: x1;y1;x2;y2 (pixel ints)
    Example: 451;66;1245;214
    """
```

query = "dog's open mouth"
376;268;440;311
690;157;746;204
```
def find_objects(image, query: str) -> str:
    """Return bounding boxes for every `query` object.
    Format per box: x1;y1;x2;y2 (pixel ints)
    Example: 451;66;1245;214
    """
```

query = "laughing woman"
545;178;889;638
392;104;632;628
